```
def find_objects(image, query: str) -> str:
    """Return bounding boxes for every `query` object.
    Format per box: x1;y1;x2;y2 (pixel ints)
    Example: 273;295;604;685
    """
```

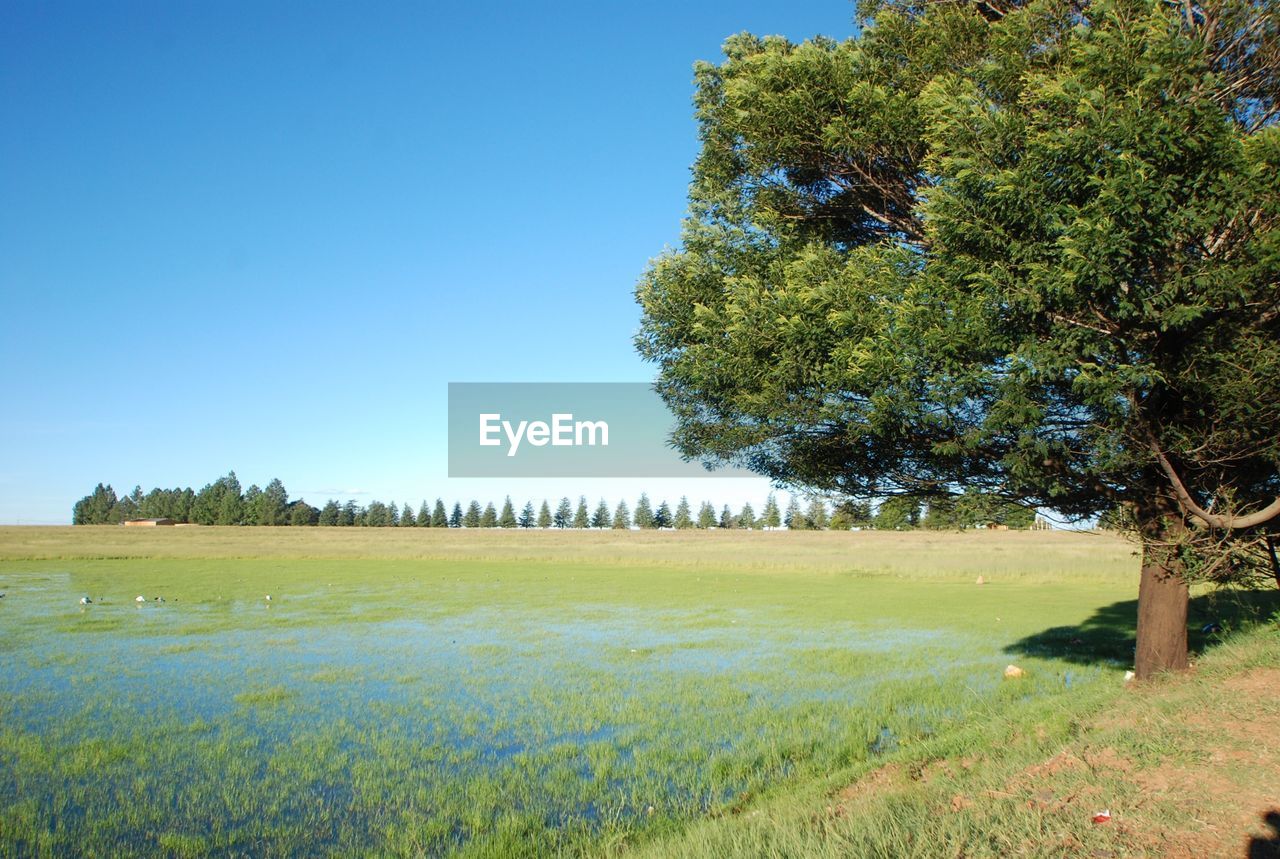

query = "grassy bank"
623;620;1280;858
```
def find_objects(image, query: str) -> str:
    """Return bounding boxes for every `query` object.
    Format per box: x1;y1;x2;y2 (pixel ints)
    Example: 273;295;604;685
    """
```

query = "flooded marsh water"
0;549;1134;856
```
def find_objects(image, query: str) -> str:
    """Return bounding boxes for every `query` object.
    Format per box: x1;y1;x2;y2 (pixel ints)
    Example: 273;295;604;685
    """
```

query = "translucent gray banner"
447;382;749;478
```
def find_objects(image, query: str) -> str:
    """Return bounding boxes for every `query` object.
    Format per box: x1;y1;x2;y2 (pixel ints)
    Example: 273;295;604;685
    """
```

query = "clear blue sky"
0;1;858;524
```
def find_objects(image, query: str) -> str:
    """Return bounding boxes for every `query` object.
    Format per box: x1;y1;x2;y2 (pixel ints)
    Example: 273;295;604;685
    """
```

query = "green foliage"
72;484;118;525
499;497;518;529
364;501;389;528
537;501;552;529
674;496;694;529
591;498;612;529
830;499;873;531
573;496;590;529
876;496;921;531
635;0;1280;584
784;498;804;530
924;491;1036;530
634;494;655;529
612;500;631;529
553;497;573;529
318;501;340;527
289;501;319;527
805;499;829;530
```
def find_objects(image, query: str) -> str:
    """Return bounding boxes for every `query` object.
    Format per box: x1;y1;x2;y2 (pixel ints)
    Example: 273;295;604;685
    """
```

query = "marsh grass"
3;526;1241;857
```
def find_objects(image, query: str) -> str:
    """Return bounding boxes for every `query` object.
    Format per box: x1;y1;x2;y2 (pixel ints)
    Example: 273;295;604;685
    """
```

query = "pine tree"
719;505;734;529
318;500;340;526
612;500;631;529
418;501;431;527
386;501;400;527
875;497;920;531
674;496;693;529
697;501;716;529
289;501;318;526
519;501;536;528
537;500;552;529
784;497;803;530
737;502;756;530
449;502;463;528
463;501;482;528
339;501;358;526
806;498;828;530
84;483;117;524
554;497;572;529
242;485;263;526
261;478;289;526
573;496;590;529
499;497;517;528
362;501;386;527
480;502;498;528
591;498;611;529
114;485;144;523
830;500;872;531
432;499;448;528
761;494;781;529
634;493;654;529
400;503;416;527
653;501;672;529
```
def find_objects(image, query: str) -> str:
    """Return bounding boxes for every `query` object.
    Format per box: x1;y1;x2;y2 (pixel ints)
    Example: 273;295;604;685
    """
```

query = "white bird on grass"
80;597;92;605
135;595;146;603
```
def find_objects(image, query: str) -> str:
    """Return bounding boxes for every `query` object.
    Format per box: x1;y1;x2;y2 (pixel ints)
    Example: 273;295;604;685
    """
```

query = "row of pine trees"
73;472;1040;530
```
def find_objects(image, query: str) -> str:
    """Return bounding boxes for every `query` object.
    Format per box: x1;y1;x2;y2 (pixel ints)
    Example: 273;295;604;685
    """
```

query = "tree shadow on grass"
1003;587;1280;666
1250;810;1280;858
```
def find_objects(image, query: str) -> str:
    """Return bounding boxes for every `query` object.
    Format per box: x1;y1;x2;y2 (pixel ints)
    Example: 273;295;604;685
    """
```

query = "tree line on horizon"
71;472;1043;531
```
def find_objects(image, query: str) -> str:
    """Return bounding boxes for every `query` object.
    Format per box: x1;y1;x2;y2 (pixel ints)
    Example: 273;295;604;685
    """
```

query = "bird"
265;594;272;601
135;595;146;603
1202;622;1222;634
79;597;92;605
153;597;165;603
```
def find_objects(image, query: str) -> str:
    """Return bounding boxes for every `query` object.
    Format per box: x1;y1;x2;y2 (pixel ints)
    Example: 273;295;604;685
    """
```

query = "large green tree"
636;0;1280;678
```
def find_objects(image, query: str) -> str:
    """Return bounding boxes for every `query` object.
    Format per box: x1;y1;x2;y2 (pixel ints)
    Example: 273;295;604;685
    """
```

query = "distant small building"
123;518;176;527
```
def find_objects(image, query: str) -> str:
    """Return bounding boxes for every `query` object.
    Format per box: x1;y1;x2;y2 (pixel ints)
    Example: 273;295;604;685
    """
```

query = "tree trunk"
1267;536;1280;590
1134;497;1190;680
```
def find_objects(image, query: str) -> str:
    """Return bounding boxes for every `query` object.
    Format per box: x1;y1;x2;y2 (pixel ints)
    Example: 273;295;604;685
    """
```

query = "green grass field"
1;527;1274;857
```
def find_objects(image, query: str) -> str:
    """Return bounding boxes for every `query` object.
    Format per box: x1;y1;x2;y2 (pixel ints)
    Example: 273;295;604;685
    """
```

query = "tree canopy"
637;0;1280;677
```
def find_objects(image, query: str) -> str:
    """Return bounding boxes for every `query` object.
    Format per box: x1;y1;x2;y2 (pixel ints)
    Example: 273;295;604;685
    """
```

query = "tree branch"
1148;434;1280;529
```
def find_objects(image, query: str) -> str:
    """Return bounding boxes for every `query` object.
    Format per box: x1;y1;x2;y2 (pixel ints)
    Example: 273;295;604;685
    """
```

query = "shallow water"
0;565;1111;856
